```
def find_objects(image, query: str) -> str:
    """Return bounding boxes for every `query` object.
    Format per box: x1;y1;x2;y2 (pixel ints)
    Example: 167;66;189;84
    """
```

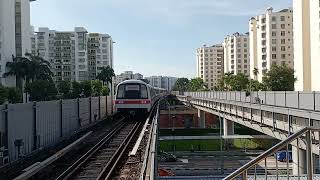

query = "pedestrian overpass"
176;91;320;179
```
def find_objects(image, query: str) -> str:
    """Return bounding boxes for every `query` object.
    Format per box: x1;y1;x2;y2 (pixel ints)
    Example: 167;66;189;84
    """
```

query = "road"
159;152;292;176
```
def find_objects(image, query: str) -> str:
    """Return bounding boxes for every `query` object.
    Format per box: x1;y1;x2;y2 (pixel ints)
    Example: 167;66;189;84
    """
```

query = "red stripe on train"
114;100;151;104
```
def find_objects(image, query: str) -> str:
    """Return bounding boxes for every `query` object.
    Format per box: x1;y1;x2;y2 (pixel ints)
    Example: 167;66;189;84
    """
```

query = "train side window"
116;85;125;98
141;85;148;99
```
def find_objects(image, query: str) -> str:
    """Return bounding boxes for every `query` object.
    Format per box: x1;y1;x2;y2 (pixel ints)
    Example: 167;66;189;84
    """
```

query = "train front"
114;80;151;116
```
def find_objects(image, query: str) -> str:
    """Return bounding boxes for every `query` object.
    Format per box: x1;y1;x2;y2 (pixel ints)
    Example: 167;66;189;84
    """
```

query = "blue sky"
30;0;292;78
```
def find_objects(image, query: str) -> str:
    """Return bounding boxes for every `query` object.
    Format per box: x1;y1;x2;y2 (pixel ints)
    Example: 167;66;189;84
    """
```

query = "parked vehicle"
276;151;292;162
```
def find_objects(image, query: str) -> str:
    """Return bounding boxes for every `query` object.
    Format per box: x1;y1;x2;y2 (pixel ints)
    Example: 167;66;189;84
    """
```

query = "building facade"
0;0;34;86
115;71;143;84
293;0;320;91
87;33;113;81
196;44;224;89
146;76;177;91
32;27;113;82
249;7;294;81
223;32;250;76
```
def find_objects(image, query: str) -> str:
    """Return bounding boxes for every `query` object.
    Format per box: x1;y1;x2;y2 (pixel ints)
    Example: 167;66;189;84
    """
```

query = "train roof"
117;80;167;91
118;79;148;85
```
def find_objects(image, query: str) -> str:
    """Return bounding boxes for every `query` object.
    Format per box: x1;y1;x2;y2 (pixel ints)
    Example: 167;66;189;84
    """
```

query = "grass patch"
160;139;274;152
159;126;263;137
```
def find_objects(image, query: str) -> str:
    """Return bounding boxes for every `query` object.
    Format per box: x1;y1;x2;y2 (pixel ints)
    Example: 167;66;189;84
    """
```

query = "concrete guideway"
177;92;320;176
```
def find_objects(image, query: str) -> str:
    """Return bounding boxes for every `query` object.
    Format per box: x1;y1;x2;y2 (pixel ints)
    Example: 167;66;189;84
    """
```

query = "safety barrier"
0;96;113;165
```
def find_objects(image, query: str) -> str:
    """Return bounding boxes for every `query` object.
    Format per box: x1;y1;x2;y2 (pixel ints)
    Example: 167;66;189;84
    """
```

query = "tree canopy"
262;65;296;91
173;78;190;92
96;66;115;85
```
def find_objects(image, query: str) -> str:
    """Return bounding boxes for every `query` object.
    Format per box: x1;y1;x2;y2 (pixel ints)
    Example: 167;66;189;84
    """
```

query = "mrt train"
114;80;166;115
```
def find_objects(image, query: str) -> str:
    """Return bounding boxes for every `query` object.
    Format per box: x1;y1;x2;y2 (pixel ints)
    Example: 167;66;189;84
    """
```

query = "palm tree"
96;66;115;86
25;53;53;82
96;66;115;113
3;55;29;89
253;68;259;81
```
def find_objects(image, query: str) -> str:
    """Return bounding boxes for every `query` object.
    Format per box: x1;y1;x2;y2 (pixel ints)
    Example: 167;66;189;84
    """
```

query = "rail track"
56;120;142;180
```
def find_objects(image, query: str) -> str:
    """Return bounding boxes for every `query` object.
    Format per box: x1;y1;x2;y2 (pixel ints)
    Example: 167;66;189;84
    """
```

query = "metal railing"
224;127;320;180
139;102;159;180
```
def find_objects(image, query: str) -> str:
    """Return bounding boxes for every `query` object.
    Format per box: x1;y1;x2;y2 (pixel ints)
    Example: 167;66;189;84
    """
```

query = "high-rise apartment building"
249;7;294;81
196;44;224;89
0;0;34;86
87;33;113;80
223;32;250;76
115;71;143;84
33;27;89;82
293;0;320;91
32;27;113;82
145;76;178;91
146;76;162;88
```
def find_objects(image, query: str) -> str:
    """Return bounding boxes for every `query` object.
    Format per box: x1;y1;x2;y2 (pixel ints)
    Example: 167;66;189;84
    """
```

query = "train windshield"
116;84;148;99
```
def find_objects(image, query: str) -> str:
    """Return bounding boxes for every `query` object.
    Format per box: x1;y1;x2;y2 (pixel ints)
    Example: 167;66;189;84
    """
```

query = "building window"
281;24;285;29
272;39;277;44
262;33;266;38
272;54;277;59
261;26;266;31
272;16;277;21
272;47;277;51
281;46;286;51
272;24;277;29
262;55;266;60
281;54;286;59
281;39;286;44
272;31;276;37
281;16;285;21
281;31;286;36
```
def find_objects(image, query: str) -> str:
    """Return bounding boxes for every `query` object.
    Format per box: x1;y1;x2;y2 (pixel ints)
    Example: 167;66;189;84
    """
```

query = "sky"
30;0;292;78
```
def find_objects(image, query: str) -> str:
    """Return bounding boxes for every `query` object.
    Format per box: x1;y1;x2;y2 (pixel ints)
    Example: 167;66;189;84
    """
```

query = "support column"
292;145;307;175
223;118;234;136
197;109;205;128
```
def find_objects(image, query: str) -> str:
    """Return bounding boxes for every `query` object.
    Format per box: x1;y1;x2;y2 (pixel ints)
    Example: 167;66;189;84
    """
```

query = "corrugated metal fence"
0;96;113;165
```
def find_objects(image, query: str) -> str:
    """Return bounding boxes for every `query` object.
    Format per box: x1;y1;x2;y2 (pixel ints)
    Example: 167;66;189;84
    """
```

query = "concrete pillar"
223;118;234;136
292;145;307;175
198;109;205;128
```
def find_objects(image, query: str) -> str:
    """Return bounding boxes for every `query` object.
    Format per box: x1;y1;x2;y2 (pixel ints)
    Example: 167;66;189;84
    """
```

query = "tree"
96;66;115;86
262;65;296;91
81;81;93;97
92;80;103;96
57;80;71;98
0;86;22;104
253;68;259;80
173;78;190;92
189;78;207;91
230;73;249;91
217;72;234;91
25;53;53;82
0;86;8;104
102;86;110;96
3;56;29;89
249;79;266;91
25;80;57;101
71;81;83;98
7;87;22;103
